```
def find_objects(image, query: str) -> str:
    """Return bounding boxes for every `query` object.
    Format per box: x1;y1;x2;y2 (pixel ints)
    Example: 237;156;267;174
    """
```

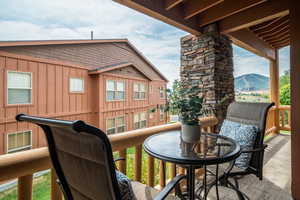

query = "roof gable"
0;39;168;82
88;62;152;80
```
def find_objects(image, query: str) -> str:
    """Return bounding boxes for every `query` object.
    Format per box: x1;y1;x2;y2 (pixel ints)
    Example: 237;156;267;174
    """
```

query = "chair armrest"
241;144;268;154
154;175;186;200
114;158;126;171
114;157;126;162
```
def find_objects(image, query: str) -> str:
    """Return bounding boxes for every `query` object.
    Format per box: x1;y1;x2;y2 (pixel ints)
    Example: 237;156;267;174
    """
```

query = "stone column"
180;24;235;130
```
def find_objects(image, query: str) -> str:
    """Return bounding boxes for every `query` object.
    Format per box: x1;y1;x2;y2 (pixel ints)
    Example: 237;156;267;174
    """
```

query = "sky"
0;0;290;84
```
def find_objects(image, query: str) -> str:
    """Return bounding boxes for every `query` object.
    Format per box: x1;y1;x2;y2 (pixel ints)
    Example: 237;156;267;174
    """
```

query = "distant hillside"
235;73;269;91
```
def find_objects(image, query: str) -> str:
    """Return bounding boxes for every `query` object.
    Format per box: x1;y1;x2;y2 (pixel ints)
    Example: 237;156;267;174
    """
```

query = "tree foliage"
280;83;291;105
280;70;290;87
166;80;205;125
279;70;290;105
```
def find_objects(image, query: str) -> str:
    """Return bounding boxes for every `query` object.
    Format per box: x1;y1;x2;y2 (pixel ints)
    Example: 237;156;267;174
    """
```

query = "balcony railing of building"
0;105;290;200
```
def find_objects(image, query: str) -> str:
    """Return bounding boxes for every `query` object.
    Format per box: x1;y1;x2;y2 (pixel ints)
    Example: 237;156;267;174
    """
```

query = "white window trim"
106;116;126;134
6;130;32;154
133;112;147;129
7;71;33;105
159;86;165;99
106;80;125;102
69;77;85;93
160;106;165;121
133;83;147;100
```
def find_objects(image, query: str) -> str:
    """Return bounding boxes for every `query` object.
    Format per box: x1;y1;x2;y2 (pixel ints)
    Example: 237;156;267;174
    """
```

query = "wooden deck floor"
208;134;292;200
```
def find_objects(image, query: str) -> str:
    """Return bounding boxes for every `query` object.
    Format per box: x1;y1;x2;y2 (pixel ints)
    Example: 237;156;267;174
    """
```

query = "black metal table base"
182;164;216;200
181;164;249;200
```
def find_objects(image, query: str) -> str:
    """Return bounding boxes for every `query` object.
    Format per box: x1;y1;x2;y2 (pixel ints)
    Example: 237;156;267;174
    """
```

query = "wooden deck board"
208;134;292;200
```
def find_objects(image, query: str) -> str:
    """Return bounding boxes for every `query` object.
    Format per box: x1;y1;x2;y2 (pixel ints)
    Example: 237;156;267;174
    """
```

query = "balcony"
0;106;291;199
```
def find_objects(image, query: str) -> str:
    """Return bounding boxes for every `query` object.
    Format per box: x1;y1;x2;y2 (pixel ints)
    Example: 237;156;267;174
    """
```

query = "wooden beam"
269;50;280;133
227;28;275;60
113;0;201;35
262;29;289;41
259;25;289;38
197;0;266;27
266;34;290;43
165;0;183;10
273;42;290;49
290;0;300;198
184;0;224;20
250;17;282;32
219;0;289;33
254;15;289;35
270;38;290;47
272;43;290;50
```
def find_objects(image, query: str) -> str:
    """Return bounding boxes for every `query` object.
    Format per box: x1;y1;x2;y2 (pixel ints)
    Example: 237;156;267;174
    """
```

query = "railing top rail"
0;117;218;182
278;105;291;110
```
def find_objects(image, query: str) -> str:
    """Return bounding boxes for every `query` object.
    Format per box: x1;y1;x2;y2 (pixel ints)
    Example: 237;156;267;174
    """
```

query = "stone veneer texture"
180;25;235;130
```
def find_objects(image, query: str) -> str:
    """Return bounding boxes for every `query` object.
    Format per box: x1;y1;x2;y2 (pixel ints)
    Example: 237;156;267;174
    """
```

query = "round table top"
143;130;241;166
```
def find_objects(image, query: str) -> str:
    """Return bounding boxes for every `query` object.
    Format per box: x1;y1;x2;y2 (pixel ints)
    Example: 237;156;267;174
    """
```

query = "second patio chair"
203;102;274;199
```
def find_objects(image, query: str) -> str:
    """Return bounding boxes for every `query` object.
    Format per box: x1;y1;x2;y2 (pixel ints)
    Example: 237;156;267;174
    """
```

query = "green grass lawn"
0;173;51;200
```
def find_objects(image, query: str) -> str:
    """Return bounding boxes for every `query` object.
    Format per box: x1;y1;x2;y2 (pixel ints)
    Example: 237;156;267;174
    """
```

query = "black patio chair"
203;102;274;199
16;114;185;200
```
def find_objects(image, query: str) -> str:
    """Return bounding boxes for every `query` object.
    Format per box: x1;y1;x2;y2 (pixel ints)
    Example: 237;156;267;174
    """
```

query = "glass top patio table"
143;130;241;166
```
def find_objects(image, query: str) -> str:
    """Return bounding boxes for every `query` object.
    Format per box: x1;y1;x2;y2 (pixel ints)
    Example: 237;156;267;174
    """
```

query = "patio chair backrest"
225;102;274;179
16;114;121;200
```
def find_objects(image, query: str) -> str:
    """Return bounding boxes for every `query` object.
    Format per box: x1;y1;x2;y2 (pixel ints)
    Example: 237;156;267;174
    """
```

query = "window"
7;131;32;153
7;71;32;105
160;105;165;121
134;112;147;129
106;80;125;101
70;78;84;93
134;83;147;100
106;116;126;135
159;86;165;98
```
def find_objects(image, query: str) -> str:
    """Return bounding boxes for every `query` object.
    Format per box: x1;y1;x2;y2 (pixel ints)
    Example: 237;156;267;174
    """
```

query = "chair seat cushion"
220;120;258;169
116;171;137;200
131;181;179;200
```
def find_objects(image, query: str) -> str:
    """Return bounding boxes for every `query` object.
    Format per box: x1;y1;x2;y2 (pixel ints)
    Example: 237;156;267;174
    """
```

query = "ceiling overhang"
114;0;290;59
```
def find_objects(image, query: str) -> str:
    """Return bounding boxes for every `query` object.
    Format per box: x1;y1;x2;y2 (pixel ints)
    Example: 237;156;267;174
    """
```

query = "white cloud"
0;0;185;85
233;45;270;77
0;0;290;84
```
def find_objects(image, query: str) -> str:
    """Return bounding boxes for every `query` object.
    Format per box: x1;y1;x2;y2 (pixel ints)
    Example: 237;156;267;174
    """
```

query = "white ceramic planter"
181;124;201;143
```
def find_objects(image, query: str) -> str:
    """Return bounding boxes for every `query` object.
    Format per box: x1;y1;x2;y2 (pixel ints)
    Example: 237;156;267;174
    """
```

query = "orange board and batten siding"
98;70;167;131
0;53;96;155
0;47;167;154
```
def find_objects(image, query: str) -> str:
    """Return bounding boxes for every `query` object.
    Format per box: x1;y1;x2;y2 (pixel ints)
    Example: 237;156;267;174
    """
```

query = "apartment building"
0;39;168;154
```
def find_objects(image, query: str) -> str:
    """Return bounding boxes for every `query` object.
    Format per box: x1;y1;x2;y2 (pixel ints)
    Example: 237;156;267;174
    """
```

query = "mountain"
235;73;269;91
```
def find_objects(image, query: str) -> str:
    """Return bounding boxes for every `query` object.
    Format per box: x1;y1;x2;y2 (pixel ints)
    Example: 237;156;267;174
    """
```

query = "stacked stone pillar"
180;24;235;130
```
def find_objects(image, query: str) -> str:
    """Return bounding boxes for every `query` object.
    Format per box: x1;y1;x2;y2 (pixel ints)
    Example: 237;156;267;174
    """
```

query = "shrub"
280;83;291;105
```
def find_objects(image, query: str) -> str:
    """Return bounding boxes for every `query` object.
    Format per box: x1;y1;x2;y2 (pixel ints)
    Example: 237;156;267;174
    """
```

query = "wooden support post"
281;111;285;128
159;161;166;188
147;155;155;187
51;169;62;200
134;145;142;182
290;1;300;199
269;50;280;133
119;149;127;174
18;174;33;200
170;163;176;179
288;109;291;128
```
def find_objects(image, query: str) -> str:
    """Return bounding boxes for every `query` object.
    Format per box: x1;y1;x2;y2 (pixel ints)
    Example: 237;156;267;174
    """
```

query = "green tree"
280;83;291;105
280;70;290;87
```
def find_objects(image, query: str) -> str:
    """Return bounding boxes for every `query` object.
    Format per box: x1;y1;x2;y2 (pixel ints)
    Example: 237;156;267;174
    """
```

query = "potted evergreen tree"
166;79;207;143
